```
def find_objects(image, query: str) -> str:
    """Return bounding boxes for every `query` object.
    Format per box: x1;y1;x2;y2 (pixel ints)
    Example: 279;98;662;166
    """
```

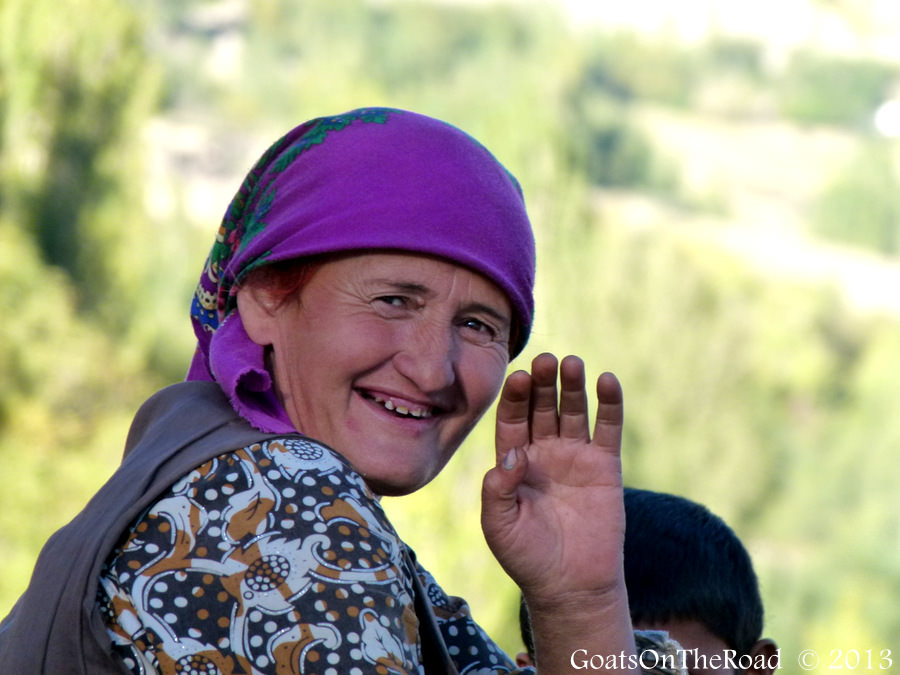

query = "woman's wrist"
525;580;640;674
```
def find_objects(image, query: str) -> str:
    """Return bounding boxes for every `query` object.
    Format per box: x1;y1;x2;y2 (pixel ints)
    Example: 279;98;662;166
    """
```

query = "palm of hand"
481;354;626;604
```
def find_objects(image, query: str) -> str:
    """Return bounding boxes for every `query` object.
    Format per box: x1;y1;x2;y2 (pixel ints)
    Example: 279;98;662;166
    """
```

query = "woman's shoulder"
122;383;370;498
216;435;376;501
111;435;401;588
123;381;283;460
101;436;420;674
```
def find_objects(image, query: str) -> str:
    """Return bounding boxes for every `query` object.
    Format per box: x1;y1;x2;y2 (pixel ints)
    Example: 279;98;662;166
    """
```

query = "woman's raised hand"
481;354;637;672
482;352;626;600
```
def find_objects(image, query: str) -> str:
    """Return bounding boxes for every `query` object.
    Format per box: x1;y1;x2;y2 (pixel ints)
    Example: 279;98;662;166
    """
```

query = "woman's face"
238;252;513;496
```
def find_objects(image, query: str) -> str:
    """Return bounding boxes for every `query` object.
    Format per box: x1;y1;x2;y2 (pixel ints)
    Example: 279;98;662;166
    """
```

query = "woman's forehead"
316;251;512;304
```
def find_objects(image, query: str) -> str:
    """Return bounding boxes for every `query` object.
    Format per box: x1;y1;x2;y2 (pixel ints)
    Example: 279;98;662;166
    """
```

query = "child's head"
517;488;777;674
623;488;762;655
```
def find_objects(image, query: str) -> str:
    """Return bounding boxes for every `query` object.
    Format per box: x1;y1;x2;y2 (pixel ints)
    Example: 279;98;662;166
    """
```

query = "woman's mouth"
361;391;435;419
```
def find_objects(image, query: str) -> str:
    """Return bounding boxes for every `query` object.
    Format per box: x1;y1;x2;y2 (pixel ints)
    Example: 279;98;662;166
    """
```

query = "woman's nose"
392;323;457;393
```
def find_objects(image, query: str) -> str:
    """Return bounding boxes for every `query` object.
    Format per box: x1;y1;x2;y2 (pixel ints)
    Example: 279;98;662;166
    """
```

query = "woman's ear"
236;284;281;346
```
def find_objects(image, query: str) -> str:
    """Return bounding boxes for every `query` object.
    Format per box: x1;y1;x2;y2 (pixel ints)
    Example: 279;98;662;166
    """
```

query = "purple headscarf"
187;107;535;433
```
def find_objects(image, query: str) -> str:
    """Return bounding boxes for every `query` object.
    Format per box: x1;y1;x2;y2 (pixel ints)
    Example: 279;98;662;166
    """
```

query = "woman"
0;108;657;674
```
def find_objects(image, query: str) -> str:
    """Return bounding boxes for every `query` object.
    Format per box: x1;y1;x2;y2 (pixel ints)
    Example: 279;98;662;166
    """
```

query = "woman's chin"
362;473;431;498
357;461;443;497
333;430;455;497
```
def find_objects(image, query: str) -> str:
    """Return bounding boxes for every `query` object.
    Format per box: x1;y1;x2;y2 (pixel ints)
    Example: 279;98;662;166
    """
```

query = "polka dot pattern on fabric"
99;438;521;674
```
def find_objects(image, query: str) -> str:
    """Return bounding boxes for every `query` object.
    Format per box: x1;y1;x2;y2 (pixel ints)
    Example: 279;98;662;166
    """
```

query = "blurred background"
1;0;898;667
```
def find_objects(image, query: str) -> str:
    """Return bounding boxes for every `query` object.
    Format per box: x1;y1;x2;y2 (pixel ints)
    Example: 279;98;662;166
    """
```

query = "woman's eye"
375;295;407;308
461;317;497;338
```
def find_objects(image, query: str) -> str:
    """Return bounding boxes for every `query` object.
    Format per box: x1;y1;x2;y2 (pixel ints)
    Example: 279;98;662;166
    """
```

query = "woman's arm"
481;354;639;674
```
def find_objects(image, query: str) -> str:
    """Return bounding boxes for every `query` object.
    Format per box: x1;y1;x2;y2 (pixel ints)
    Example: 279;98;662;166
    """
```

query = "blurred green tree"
811;142;900;255
0;0;167;612
1;0;161;328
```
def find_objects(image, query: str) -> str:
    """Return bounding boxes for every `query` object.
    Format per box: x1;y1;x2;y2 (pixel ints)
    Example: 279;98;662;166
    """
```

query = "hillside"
601;105;900;316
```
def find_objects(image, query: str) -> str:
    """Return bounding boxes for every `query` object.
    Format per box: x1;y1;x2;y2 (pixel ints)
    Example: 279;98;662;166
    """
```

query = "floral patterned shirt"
98;437;516;674
98;436;684;675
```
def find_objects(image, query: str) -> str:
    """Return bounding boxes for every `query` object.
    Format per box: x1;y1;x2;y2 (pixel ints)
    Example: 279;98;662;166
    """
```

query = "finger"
481;447;529;559
495;369;532;462
529;353;560;440
591;371;624;454
558;355;590;440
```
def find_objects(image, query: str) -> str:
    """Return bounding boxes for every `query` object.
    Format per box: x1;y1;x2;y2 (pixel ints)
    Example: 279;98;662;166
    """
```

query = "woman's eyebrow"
375;281;431;295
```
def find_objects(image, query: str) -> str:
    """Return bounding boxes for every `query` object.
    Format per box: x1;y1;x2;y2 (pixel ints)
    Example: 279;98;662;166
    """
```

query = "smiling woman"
0;108;666;674
237;252;513;497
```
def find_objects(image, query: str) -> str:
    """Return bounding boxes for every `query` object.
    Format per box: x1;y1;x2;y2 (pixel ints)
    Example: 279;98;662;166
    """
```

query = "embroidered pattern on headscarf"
191;108;391;340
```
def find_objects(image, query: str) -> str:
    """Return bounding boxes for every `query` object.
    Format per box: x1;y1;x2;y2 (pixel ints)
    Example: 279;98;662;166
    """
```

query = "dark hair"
518;594;536;661
519;488;765;659
624;488;764;655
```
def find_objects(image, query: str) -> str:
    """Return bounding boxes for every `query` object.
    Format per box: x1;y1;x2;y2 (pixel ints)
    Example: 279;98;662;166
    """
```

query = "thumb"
481;447;528;547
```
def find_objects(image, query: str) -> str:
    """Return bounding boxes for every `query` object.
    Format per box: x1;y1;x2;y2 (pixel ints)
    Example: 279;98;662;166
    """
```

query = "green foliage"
811;142;900;254
563;62;679;194
702;37;766;81
361;3;539;91
564;94;679;193
777;51;899;128
1;0;163;331
578;33;700;108
0;0;176;618
0;225;154;606
755;315;900;655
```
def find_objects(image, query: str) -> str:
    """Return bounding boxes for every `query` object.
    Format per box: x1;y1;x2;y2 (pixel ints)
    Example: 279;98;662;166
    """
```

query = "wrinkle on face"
238;252;512;495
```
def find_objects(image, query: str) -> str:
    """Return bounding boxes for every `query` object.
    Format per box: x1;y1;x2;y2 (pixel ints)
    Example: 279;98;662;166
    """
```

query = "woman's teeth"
371;394;433;418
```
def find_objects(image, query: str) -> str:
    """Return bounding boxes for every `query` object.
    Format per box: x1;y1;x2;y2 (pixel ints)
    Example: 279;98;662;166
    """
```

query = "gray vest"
0;382;288;675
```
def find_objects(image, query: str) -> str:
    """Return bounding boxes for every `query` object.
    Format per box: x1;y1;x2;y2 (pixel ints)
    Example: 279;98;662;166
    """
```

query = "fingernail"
503;447;518;470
